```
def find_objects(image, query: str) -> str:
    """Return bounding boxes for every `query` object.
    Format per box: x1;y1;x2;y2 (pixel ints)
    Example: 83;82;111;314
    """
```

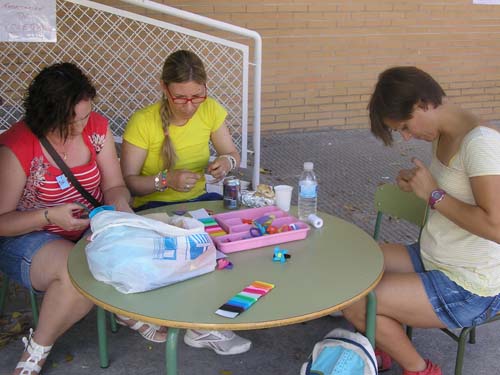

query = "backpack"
300;328;378;375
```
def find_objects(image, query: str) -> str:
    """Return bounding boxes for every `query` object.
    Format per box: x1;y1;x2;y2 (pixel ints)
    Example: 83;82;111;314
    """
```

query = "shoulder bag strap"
40;136;102;208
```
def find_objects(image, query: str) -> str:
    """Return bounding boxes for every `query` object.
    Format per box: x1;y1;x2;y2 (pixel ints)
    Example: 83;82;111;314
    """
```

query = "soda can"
223;176;241;210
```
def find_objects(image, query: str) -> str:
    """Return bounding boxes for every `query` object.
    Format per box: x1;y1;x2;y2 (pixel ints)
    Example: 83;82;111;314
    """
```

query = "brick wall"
97;1;500;133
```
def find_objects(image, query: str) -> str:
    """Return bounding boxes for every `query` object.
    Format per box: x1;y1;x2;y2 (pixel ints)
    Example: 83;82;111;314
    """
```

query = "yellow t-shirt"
420;127;500;296
123;98;227;207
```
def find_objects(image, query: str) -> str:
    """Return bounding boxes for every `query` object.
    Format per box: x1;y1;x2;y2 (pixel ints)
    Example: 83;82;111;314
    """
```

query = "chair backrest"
373;184;428;241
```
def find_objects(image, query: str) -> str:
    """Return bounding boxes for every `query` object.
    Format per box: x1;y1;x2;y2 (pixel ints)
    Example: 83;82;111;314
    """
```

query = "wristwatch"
429;188;446;209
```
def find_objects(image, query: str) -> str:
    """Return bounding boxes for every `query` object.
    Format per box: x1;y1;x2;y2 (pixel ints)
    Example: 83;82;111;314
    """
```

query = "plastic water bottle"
298;162;318;221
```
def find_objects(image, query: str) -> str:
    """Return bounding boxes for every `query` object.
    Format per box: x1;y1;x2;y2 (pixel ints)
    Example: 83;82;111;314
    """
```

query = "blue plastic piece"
89;205;116;219
273;246;289;263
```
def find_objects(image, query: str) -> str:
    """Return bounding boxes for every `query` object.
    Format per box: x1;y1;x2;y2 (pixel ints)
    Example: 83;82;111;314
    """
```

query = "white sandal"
15;328;53;375
115;314;167;343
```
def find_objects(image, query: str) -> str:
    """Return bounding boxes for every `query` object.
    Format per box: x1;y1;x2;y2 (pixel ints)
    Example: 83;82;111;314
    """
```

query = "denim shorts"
0;231;64;292
407;243;500;329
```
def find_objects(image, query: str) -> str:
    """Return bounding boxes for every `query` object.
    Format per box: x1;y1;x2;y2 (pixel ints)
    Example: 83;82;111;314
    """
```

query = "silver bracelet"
219;154;237;172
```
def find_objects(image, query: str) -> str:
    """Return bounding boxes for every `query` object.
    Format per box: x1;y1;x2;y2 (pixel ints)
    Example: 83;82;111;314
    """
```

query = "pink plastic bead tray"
211;206;310;253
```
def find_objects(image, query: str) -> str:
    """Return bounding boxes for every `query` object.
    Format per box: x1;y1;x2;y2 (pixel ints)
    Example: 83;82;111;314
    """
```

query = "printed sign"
0;0;56;42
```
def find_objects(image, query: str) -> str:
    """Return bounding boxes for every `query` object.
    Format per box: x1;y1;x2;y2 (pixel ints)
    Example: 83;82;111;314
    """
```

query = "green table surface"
68;201;383;331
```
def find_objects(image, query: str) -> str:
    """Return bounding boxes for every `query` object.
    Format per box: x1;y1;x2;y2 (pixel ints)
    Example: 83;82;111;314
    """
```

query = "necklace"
52;143;68;160
45;136;69;161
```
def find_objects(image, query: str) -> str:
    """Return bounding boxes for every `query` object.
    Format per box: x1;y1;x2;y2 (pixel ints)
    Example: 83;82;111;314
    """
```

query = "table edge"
70;268;383;331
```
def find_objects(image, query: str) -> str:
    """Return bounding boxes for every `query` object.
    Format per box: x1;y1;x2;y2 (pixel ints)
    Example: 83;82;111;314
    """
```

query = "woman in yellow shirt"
120;50;250;356
121;50;240;211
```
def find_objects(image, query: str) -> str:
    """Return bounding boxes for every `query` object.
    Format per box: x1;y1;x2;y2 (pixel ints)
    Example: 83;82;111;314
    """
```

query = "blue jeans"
407;243;500;329
134;192;223;212
0;231;63;291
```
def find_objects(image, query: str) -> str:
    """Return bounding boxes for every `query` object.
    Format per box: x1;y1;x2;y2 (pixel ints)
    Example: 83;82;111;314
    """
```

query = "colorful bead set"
198;217;227;237
215;280;275;319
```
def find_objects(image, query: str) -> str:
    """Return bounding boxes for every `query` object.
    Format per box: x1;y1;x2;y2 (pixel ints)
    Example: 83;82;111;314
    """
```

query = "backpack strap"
304;357;313;375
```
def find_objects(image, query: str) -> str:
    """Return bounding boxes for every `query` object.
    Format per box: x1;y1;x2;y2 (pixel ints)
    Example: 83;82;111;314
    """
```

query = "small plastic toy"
217;258;233;270
279;224;291;232
254;214;275;226
273;246;291;263
250;222;267;237
266;225;278;234
249;227;261;237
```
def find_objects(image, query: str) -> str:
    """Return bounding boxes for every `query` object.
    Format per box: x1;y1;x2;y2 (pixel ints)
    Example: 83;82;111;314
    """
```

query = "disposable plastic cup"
240;180;251;190
274;185;293;212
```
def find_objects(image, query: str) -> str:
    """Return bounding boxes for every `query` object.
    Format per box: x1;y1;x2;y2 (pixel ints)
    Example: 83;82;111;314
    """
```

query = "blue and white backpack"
300;328;378;375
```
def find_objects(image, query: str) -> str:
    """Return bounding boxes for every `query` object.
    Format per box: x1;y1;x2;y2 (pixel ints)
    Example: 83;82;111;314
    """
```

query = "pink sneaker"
403;360;442;375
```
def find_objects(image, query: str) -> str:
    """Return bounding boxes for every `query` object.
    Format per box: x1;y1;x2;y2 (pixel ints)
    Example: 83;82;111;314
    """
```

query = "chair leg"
0;275;8;317
455;327;473;375
97;306;109;368
468;326;476;344
109;311;118;333
29;290;39;328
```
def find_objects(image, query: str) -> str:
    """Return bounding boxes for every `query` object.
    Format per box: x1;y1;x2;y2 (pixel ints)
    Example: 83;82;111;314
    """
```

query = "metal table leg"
366;291;377;348
165;328;180;374
97;307;109;368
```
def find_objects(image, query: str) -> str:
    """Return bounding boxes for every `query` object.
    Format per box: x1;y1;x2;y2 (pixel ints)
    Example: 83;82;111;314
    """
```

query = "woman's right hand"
396;159;438;199
168;170;201;192
44;203;90;231
396;168;415;192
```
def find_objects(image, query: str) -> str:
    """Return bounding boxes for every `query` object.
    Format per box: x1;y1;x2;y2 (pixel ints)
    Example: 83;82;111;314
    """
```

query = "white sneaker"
183;329;252;355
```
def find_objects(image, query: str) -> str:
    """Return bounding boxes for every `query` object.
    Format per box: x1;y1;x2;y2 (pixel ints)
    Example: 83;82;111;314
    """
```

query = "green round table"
68;201;383;374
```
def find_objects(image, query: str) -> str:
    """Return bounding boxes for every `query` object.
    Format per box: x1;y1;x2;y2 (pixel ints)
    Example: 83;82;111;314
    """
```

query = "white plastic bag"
85;210;216;294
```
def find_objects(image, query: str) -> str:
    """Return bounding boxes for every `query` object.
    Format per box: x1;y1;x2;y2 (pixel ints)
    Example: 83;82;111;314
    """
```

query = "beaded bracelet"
154;170;168;192
219;154;237;172
160;170;168;190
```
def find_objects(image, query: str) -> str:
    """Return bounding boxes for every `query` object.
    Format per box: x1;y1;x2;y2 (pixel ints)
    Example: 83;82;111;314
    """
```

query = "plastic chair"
373;183;428;241
373;183;500;375
0;272;116;368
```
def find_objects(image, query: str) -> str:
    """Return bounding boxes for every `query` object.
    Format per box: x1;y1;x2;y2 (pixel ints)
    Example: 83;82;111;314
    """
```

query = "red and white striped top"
0;113;107;241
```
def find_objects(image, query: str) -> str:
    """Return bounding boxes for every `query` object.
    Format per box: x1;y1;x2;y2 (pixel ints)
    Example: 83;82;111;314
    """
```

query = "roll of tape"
307;214;323;229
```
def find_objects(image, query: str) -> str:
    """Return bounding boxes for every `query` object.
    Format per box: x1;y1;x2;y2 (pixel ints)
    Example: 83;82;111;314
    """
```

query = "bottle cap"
304;162;314;171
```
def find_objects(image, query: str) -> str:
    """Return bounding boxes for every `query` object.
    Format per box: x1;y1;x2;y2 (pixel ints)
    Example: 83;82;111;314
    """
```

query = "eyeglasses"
165;84;207;105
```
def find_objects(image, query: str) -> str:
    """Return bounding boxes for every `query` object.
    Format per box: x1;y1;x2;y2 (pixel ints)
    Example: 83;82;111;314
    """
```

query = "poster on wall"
473;0;500;4
0;0;56;42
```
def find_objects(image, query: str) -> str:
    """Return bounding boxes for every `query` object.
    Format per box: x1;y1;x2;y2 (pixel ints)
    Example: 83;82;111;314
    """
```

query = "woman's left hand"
207;157;230;182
